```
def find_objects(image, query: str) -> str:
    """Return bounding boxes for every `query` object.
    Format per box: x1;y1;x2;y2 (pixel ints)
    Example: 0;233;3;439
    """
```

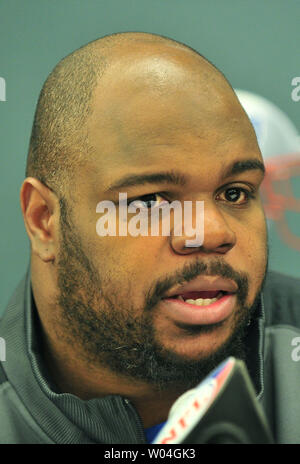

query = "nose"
170;200;236;255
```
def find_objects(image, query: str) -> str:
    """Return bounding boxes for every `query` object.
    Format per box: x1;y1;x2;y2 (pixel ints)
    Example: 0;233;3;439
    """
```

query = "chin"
159;320;235;361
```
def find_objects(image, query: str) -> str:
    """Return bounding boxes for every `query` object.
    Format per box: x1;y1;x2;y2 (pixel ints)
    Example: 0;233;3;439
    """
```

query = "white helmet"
235;89;300;159
235;89;300;255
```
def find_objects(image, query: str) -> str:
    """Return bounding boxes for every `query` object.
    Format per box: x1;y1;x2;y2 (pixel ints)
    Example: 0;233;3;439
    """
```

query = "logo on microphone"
153;357;235;444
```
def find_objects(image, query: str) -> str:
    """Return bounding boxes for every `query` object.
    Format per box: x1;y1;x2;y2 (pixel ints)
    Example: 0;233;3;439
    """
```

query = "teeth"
185;298;217;306
175;292;224;306
183;292;223;306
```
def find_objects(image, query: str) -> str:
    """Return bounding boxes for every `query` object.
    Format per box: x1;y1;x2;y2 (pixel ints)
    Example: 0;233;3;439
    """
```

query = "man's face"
55;51;268;390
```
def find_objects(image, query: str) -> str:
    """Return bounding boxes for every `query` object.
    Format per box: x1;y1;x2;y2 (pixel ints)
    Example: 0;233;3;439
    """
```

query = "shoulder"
263;270;300;328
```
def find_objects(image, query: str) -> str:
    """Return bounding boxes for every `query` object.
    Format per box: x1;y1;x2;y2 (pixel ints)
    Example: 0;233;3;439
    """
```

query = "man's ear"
20;177;59;262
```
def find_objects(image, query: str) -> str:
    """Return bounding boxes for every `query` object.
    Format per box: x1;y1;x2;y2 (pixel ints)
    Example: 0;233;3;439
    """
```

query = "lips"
160;276;238;326
163;276;238;300
162;293;236;325
177;290;221;300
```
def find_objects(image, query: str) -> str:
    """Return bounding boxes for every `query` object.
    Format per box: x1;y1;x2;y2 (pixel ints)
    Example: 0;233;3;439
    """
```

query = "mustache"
145;259;249;311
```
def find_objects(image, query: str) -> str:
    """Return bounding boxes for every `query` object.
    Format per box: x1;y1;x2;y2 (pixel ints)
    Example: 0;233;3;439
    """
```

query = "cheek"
236;211;267;295
88;234;162;300
95;235;160;266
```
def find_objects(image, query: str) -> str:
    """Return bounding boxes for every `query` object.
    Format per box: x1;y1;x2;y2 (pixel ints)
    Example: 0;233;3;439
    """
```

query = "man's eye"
217;187;254;205
127;193;168;209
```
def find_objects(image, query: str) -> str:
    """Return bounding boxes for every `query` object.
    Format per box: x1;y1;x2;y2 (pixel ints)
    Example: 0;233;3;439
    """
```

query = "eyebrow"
105;159;265;192
221;159;265;180
105;171;187;192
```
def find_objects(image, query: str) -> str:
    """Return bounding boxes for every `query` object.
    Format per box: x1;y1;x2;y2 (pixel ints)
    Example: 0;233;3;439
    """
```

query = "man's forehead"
88;76;252;164
81;43;261;192
87;95;258;177
90;49;231;117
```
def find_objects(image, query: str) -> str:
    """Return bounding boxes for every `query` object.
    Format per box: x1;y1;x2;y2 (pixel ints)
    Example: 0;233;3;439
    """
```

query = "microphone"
152;357;274;444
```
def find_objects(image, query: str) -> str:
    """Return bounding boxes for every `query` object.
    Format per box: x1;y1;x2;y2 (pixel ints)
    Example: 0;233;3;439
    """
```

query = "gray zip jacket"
0;267;300;444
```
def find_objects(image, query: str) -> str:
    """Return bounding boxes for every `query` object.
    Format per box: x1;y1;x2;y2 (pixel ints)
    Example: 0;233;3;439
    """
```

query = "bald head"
25;32;235;199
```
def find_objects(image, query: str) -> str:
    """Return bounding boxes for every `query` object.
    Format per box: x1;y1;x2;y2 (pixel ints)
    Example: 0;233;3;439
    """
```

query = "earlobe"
20;177;58;262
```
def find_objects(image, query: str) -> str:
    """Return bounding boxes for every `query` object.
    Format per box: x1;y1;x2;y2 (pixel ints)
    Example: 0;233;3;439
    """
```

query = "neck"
38;313;186;427
30;266;190;428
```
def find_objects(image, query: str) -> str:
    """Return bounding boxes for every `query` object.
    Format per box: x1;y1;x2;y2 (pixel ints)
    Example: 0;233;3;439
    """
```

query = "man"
0;32;300;444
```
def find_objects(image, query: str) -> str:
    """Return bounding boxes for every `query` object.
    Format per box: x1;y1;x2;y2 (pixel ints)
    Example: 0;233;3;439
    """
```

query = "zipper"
123;398;148;444
256;293;265;402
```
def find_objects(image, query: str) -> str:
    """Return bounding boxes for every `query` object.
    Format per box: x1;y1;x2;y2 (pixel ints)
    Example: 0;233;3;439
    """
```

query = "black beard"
56;197;268;392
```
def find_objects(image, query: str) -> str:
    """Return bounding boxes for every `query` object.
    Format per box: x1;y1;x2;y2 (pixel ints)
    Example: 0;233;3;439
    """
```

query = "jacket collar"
244;293;265;400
